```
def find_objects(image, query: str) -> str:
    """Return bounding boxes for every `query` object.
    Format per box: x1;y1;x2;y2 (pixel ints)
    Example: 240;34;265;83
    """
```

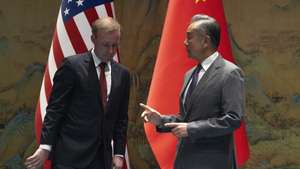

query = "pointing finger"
139;103;153;111
165;123;179;127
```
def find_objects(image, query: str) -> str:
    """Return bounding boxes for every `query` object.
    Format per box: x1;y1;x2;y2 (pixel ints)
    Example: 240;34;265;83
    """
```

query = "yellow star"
195;0;206;3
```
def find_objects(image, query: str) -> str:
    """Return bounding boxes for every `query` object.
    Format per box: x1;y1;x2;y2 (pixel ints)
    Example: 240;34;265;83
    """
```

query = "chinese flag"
144;0;249;169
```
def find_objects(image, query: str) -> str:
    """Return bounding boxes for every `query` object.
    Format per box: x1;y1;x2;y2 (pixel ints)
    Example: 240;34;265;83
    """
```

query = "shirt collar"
91;48;111;68
201;51;219;71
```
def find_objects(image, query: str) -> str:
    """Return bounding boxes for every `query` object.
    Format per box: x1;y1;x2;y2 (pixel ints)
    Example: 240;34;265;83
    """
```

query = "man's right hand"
140;103;162;125
25;148;50;169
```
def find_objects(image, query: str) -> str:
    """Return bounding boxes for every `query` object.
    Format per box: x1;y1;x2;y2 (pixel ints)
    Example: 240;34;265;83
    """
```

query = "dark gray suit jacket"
157;55;245;169
40;52;130;169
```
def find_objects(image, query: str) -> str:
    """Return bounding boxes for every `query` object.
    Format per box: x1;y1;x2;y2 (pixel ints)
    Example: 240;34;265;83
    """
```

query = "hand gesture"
25;148;49;169
113;155;124;169
140;103;162;125
165;122;188;138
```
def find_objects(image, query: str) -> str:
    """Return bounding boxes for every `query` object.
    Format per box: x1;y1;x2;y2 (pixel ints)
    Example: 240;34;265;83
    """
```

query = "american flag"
34;0;130;168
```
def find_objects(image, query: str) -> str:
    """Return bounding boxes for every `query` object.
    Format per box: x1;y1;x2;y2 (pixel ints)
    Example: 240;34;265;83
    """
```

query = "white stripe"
57;9;76;57
39;78;48;121
73;13;93;50
95;5;108;18
47;44;58;84
125;146;131;169
111;2;116;18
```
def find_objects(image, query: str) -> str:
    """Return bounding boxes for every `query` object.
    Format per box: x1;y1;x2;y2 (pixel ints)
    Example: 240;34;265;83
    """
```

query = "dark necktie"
184;64;202;109
99;62;107;111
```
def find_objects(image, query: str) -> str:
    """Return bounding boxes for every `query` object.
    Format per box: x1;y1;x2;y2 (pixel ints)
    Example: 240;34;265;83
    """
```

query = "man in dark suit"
25;17;130;169
141;14;245;169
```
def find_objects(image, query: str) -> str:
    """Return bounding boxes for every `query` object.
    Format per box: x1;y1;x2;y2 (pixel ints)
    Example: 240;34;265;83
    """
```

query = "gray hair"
191;14;220;49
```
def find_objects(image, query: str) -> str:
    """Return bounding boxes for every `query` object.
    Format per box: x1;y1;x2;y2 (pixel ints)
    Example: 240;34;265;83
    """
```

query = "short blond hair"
91;17;121;35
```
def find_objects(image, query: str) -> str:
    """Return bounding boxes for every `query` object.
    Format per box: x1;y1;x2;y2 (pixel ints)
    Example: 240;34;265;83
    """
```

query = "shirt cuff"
114;154;124;158
39;144;52;152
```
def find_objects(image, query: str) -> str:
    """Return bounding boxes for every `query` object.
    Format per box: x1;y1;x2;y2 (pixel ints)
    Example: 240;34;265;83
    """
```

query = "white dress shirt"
183;51;219;103
91;49;112;99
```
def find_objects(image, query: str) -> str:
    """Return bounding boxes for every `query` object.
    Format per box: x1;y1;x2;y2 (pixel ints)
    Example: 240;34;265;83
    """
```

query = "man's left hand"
165;122;188;138
113;155;124;169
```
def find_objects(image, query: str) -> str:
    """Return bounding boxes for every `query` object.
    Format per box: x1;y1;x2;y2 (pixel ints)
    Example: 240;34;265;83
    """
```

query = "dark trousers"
53;147;106;169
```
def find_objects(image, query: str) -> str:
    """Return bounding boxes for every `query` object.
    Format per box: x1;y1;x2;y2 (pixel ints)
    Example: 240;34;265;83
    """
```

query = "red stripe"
52;31;65;67
64;18;88;54
44;66;53;101
104;3;113;17
84;8;99;26
36;100;53;169
43;160;52;169
123;161;128;169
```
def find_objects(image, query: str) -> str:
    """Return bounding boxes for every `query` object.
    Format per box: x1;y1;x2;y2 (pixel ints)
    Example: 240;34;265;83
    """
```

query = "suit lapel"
107;61;118;113
84;52;103;112
180;68;195;96
179;67;195;115
185;56;224;118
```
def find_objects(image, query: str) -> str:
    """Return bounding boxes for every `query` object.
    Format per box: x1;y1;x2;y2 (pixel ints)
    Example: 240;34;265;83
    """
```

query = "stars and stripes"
34;0;130;168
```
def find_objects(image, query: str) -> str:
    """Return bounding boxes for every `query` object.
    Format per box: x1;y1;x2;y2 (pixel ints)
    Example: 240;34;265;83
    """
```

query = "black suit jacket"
40;52;130;168
157;55;245;169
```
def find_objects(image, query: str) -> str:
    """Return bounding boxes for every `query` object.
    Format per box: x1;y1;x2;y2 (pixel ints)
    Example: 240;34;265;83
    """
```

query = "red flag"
34;0;130;168
145;0;249;168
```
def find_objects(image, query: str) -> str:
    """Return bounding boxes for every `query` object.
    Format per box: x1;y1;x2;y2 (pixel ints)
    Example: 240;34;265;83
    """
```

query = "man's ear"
203;35;210;48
